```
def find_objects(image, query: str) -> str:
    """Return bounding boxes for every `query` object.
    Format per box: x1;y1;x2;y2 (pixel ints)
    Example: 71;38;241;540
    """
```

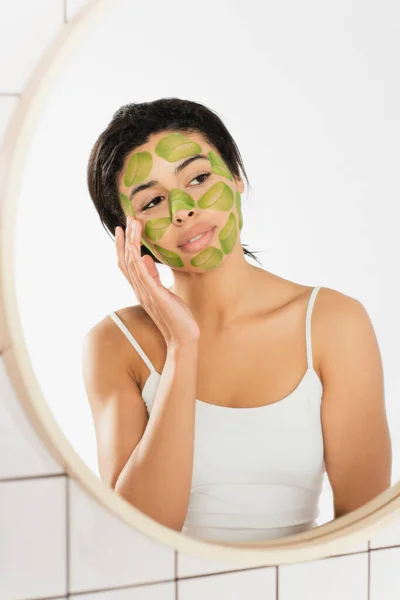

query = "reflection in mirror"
13;0;398;545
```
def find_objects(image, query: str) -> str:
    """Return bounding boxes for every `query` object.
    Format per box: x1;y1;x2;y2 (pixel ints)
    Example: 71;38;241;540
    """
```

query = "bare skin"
113;273;320;408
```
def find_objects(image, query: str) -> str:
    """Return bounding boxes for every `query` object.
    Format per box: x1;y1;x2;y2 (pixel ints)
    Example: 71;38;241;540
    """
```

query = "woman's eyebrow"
129;154;209;201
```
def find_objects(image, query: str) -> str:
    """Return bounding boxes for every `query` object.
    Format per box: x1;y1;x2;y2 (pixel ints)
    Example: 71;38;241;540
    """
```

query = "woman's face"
117;129;245;271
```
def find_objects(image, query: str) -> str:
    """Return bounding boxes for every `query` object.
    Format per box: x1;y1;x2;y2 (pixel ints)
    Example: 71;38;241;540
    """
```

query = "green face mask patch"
123;151;153;187
144;217;173;242
208;151;233;181
190;246;224;270
219;212;238;254
169;188;196;214
235;191;243;230
155;133;202;162
140;236;155;254
153;244;185;268
197;181;234;211
119;193;136;217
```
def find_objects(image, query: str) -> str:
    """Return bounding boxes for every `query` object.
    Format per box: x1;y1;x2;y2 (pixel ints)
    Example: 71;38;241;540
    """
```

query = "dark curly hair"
87;97;262;265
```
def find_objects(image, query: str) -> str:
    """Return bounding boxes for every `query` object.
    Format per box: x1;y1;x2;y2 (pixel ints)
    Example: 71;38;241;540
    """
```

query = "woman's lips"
178;227;216;253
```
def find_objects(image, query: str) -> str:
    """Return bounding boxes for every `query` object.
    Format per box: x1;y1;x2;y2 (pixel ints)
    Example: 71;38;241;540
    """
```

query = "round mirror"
1;0;399;564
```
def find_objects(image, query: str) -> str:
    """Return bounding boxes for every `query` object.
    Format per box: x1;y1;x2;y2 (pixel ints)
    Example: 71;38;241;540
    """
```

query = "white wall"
1;2;400;599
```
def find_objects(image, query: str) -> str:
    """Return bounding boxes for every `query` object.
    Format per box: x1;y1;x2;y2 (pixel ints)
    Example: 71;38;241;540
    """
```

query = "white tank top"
108;285;325;543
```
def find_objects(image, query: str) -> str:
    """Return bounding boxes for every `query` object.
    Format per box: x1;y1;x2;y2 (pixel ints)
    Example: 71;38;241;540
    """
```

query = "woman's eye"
141;172;211;211
142;196;164;211
190;172;211;186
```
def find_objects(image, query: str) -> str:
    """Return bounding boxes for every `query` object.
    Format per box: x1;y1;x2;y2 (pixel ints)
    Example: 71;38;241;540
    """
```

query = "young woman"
82;97;392;543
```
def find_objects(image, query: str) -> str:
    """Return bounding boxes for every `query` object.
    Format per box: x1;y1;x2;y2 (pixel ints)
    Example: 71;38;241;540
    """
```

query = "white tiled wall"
0;3;399;599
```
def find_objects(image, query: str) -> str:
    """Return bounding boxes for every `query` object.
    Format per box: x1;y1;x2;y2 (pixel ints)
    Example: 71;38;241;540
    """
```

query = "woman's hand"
115;217;201;346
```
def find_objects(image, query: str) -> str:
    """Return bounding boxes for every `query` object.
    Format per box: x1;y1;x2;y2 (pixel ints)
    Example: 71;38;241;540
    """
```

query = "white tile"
177;551;268;578
0;357;64;478
0;477;67;599
369;510;400;549
0;96;18;146
178;567;276;600
370;547;400;600
0;0;63;93
66;0;90;21
74;581;176;600
69;479;175;592
279;553;368;600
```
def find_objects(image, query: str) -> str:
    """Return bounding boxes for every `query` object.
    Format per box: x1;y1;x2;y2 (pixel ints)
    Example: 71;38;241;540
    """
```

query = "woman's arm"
319;289;392;519
82;321;199;531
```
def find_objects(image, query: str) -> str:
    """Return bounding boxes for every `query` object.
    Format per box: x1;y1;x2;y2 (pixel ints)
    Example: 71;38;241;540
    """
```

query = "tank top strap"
305;286;322;370
108;312;156;374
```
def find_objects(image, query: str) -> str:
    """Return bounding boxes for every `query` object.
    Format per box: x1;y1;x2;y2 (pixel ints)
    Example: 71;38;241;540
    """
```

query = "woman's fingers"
124;217;132;263
116;217;162;295
142;254;162;284
126;218;142;282
126;219;156;297
115;226;130;282
115;226;124;269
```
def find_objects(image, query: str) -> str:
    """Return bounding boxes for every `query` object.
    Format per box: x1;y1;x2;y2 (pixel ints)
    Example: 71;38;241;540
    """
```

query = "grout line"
276;565;279;600
176;564;273;581
63;0;68;24
28;594;65;600
318;548;369;561
0;472;65;483
66;477;70;599
369;544;400;552
67;578;177;596
0;92;20;97
175;551;178;600
367;545;371;600
66;566;270;596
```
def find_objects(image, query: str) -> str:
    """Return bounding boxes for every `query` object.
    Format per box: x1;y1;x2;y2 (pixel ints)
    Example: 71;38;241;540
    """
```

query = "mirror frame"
1;0;399;565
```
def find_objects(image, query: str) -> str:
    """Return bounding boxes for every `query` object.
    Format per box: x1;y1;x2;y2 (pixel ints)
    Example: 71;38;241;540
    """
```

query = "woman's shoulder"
89;304;149;337
280;278;364;340
267;271;361;311
83;304;158;385
268;274;364;371
87;305;158;359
